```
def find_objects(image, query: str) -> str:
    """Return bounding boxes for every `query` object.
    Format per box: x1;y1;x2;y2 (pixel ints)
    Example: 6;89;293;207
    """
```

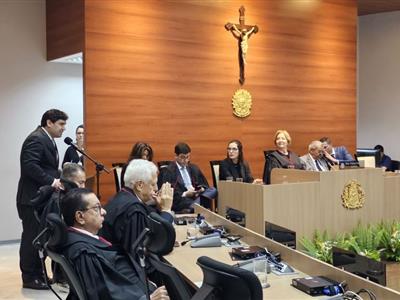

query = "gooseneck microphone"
63;137;110;199
64;137;74;146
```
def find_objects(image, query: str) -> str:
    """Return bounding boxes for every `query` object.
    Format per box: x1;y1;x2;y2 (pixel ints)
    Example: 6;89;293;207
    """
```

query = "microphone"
64;137;74;146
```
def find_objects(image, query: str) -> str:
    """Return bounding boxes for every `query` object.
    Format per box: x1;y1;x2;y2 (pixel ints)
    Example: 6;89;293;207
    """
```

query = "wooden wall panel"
46;0;84;60
84;0;357;202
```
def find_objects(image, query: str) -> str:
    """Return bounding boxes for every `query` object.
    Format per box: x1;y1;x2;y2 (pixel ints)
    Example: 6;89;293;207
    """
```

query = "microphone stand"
69;144;110;199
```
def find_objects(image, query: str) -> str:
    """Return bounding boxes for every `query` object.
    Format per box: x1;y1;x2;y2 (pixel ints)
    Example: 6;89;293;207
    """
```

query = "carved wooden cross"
225;6;259;85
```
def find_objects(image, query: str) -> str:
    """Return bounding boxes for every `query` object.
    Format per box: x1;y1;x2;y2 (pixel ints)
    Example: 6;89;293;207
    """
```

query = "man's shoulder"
107;191;142;209
63;230;107;257
220;158;230;166
335;145;348;152
23;127;48;145
188;162;202;171
300;154;309;161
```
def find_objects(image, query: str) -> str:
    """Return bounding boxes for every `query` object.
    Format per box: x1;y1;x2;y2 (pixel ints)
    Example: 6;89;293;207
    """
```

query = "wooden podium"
218;168;400;248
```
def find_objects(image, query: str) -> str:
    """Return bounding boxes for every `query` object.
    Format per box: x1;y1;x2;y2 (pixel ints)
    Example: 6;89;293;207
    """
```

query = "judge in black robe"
100;187;173;256
60;188;169;300
63;228;151;300
100;159;173;257
263;130;304;184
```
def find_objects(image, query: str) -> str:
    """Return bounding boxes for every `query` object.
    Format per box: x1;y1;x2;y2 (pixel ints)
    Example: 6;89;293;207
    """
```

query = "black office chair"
192;256;263;300
262;150;275;185
209;160;221;190
136;212;195;300
112;162;126;192
44;213;87;300
157;160;173;189
157;160;172;170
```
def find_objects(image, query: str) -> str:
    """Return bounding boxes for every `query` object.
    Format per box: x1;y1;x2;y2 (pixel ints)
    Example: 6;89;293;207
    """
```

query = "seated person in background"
121;142;154;188
374;144;392;171
320;136;353;165
219;139;262;183
33;163;86;234
62;125;84;167
129;141;154;161
159;142;217;213
100;159;173;257
60;188;169;300
263;129;304;184
32;162;86;284
300;141;330;172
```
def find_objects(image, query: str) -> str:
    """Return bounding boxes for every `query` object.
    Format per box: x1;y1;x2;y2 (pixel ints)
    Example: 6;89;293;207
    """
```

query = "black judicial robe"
63;229;151;300
219;158;254;183
263;150;304;184
100;188;173;256
62;145;84;167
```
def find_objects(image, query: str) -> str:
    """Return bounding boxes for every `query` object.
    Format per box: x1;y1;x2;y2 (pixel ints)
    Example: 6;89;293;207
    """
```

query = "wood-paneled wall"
84;0;356;202
46;0;84;60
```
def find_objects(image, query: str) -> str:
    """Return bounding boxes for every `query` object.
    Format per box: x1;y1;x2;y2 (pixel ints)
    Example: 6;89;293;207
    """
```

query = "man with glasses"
100;159;174;258
300;141;330;171
320;136;353;165
60;188;169;300
159;142;217;213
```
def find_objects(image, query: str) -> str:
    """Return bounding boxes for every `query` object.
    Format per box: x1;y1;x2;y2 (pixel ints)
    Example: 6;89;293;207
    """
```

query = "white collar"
70;226;99;239
41;127;54;142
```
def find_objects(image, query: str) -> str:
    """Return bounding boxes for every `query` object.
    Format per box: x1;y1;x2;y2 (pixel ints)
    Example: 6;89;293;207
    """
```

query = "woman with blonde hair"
263;130;304;184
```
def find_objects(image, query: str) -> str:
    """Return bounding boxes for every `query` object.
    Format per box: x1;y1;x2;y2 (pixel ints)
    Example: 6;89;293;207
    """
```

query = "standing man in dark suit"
159;142;217;213
16;109;68;289
320;136;354;165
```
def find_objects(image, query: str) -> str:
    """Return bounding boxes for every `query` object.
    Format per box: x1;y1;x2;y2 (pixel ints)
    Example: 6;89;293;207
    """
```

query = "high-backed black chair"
262;150;275;185
157;160;173;189
209;160;221;190
192;256;263;300
157;160;173;170
112;162;126;192
142;212;195;300
44;213;87;300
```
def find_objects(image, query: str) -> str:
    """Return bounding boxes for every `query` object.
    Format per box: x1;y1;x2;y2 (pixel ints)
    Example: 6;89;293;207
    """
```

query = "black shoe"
22;279;49;290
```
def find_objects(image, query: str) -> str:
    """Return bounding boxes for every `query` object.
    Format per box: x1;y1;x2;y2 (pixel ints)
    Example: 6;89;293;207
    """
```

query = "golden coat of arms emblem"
232;89;252;118
341;180;365;209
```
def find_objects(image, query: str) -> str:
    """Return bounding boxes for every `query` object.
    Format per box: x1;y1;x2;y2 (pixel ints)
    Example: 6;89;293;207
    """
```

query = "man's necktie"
315;159;323;171
52;139;59;165
181;167;192;189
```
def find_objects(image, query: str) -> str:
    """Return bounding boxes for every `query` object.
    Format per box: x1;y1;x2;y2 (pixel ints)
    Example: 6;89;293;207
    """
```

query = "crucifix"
225;6;259;85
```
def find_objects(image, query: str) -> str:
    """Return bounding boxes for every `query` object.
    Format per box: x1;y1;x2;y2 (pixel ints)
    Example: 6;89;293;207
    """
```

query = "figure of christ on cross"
225;6;259;85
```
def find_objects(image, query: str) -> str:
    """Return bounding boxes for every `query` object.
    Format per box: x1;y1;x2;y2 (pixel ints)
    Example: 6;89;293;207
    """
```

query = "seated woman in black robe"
219;139;262;184
263;129;304;184
60;188;169;300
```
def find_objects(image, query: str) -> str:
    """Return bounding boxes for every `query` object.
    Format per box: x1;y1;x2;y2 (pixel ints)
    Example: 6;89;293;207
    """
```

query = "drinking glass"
253;259;268;288
186;219;199;238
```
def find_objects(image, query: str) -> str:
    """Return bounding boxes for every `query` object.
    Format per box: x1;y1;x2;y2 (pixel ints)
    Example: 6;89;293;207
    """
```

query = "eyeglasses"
178;154;190;160
227;147;239;152
83;204;102;214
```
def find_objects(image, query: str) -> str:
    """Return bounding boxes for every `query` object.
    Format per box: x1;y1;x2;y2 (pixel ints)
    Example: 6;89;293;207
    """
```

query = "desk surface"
165;207;400;300
166;225;333;300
